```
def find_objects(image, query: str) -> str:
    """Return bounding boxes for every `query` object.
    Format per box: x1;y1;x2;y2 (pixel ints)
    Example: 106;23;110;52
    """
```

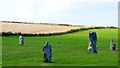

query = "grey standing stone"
42;41;52;63
58;41;60;45
19;35;24;45
88;32;97;53
110;39;116;51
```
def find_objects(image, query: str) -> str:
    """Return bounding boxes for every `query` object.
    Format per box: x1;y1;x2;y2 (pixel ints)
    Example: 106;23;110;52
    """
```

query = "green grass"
0;36;2;66
2;29;118;66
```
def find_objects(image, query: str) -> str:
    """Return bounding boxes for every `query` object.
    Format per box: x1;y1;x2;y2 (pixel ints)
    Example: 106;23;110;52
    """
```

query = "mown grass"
0;36;2;66
2;29;118;66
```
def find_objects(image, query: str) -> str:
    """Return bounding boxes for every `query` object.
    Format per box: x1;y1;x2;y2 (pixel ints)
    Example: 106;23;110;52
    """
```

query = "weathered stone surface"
19;35;24;45
88;42;93;53
42;41;52;63
88;32;97;53
110;39;116;51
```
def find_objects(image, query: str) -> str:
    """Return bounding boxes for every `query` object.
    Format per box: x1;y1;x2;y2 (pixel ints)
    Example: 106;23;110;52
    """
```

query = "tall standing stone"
88;32;97;53
19;35;24;45
110;39;116;51
42;41;52;63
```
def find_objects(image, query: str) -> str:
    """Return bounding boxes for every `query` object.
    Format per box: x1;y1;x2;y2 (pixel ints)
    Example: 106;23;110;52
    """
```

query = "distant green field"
0;36;2;66
2;29;118;66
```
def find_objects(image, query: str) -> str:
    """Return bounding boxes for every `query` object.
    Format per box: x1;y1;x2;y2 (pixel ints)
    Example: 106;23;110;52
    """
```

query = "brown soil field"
1;22;83;34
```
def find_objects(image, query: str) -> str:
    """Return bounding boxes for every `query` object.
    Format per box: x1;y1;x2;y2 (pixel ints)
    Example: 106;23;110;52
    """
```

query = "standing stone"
58;41;60;45
19;35;24;45
42;41;52;63
88;32;97;53
110;39;116;51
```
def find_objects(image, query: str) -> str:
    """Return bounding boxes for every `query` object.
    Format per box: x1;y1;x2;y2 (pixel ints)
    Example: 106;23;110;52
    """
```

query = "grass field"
2;29;118;66
0;36;2;66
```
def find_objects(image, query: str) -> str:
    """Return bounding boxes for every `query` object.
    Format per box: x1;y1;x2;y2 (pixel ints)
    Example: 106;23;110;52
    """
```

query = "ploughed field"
2;29;118;66
1;22;80;34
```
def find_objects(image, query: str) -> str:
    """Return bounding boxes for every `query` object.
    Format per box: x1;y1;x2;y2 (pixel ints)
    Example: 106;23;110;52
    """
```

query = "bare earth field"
0;22;81;34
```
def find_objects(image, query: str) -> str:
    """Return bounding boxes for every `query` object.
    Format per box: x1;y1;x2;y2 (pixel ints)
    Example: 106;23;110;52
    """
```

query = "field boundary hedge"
1;21;85;27
1;26;117;36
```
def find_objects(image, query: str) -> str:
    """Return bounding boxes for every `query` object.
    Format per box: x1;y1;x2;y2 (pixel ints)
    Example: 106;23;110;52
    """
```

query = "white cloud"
43;0;72;11
39;0;118;14
38;0;72;18
13;0;34;18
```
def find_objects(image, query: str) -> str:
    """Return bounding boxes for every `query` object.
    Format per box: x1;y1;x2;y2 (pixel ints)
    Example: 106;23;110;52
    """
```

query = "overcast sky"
0;0;119;26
